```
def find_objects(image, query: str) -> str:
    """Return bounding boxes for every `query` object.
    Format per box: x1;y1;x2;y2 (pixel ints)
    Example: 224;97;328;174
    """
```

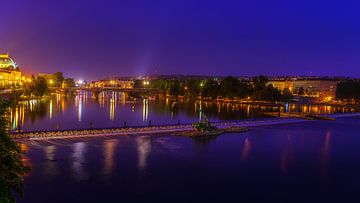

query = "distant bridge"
56;87;164;96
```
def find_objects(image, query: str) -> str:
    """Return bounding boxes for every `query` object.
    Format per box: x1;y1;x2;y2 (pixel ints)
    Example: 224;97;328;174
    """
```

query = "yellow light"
22;76;25;80
49;79;54;84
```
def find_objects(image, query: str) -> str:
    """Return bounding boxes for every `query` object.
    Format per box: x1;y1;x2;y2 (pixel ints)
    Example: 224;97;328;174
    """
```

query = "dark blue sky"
1;0;360;80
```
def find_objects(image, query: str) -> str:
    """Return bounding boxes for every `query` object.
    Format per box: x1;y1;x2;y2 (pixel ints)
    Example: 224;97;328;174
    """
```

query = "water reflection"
9;91;359;132
103;139;118;176
321;131;331;179
241;137;251;160
142;99;149;122
72;142;88;181
44;145;59;176
136;136;152;171
281;136;291;173
110;92;116;121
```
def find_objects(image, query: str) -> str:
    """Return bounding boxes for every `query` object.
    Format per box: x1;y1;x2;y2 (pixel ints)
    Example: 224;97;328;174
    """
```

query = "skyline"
1;0;360;80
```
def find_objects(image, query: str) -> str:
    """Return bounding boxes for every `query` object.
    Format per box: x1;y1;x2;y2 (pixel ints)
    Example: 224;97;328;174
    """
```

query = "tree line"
336;79;360;101
22;72;75;97
135;76;293;102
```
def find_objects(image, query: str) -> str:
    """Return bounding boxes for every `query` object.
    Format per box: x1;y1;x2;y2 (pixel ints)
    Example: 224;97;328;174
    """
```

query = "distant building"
268;79;338;100
0;54;22;86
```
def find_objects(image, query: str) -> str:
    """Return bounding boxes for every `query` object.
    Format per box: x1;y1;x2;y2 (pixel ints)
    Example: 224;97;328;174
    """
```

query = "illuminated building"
0;53;22;86
268;79;337;100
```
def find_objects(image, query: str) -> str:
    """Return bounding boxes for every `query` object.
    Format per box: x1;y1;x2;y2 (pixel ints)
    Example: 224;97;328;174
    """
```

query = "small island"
173;113;249;137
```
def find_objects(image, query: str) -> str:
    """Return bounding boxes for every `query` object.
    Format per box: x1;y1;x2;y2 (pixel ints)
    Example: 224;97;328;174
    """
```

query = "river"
9;91;356;132
17;116;360;202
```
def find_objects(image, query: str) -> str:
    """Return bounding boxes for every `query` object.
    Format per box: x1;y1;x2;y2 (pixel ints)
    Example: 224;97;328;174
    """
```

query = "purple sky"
1;0;360;80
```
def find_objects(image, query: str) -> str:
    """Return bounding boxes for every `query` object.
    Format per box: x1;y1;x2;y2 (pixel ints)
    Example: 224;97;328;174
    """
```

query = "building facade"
0;54;22;86
268;79;337;100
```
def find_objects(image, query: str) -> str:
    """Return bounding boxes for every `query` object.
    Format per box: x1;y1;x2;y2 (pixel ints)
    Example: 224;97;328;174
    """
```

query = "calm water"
17;117;360;203
9;91;356;132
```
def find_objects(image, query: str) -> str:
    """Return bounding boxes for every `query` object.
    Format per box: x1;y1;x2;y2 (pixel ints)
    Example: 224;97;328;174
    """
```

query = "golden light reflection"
241;137;251;160
72;142;88;181
103;139;118;175
142;99;149;122
77;95;83;122
136;136;151;171
109;92;116;121
49;99;53;120
44;145;59;176
321;131;331;179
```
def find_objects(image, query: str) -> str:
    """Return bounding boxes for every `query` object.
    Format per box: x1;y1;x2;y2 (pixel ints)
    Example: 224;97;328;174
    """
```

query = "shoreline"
12;113;360;141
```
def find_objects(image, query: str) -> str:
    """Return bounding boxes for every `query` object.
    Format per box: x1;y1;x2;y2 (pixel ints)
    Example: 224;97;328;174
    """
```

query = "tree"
252;75;269;91
0;99;30;203
31;77;48;97
252;84;282;102
185;79;201;99
201;79;221;99
219;77;251;99
63;78;75;88
336;80;360;101
282;88;294;102
53;72;64;87
133;80;143;89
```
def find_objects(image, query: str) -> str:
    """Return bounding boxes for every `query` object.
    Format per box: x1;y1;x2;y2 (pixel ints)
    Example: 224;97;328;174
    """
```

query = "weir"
11;118;310;140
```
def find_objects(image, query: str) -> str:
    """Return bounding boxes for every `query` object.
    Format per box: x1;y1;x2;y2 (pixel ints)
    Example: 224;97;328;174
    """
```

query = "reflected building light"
281;136;291;173
246;105;250;117
217;102;221;113
199;101;202;122
12;107;19;131
142;99;149;122
285;103;289;113
44;145;59;176
136;136;152;171
321;131;331;178
72;142;88;181
109;92;116;121
241;137;251;160
49;99;53;120
77;95;83;122
103;139;118;176
21;105;25;126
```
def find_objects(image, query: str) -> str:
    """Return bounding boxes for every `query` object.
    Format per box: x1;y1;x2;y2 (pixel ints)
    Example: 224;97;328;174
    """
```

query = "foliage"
63;78;75;88
184;79;201;99
252;84;282;102
336;80;360;101
31;77;49;97
53;72;64;87
282;88;294;102
201;79;221;99
0;99;30;203
133;79;145;89
220;77;252;99
192;120;217;132
252;75;269;91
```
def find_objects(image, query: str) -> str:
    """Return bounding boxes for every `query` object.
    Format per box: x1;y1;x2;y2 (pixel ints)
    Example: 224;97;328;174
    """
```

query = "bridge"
56;87;164;97
11;117;307;140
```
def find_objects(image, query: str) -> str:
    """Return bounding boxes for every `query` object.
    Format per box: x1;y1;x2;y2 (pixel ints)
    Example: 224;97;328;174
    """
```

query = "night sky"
1;0;360;80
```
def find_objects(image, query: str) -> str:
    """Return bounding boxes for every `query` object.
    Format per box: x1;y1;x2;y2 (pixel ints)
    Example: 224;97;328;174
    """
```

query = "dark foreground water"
17;117;360;203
